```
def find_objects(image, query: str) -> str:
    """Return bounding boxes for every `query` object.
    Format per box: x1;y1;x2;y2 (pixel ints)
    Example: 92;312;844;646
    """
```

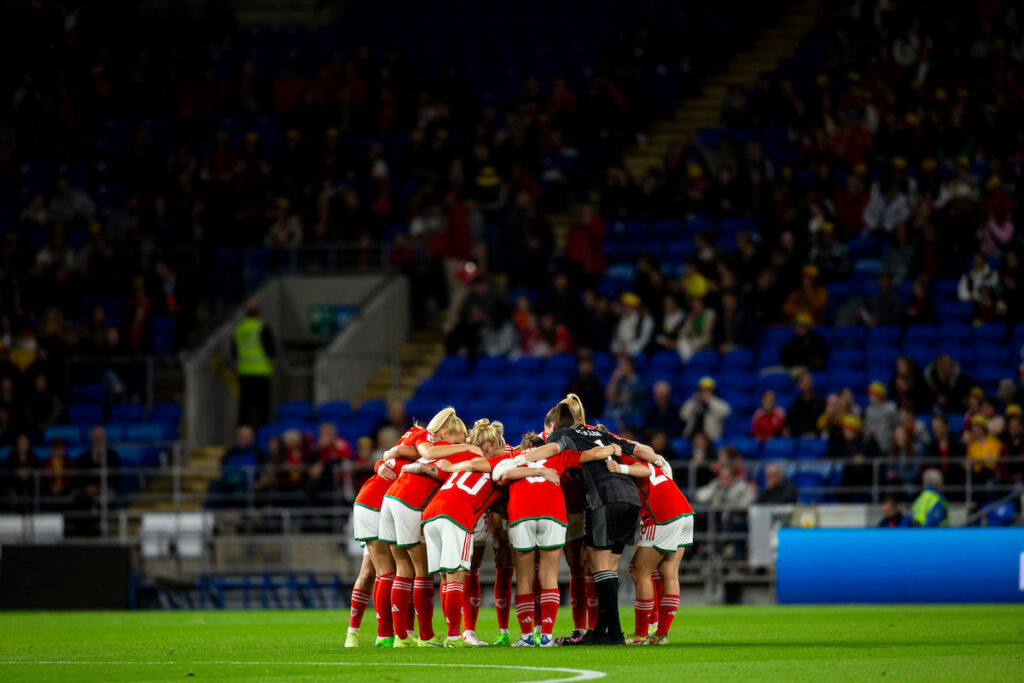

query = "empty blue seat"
474;356;508;377
866;346;900;368
972;343;1011;368
688;350;719;372
509;356;544;376
831;348;865;367
973;324;1005;344
902;343;935;368
867;325;901;346
44;425;83;445
724;436;761;459
437;356;471;376
943;301;974;323
277;400;314;422
71;382;107;402
102;424;125;442
795;438;827;459
793;472;826;503
828;369;865;393
358;400;388;421
125;424;164;443
758;372;793;394
720;348;754;370
149;402;182;424
937;323;971;345
150;316;177;355
649;350;682;373
904;325;936;345
545;354;576;376
763;438;796;459
669;437;691;459
69;403;105;426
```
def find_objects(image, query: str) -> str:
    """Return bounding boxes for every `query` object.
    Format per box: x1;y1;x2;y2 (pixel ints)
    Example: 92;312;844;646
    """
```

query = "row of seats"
0;445;163;467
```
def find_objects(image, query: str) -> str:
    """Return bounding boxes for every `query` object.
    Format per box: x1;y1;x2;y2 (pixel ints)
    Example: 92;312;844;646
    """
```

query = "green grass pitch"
1;606;1022;681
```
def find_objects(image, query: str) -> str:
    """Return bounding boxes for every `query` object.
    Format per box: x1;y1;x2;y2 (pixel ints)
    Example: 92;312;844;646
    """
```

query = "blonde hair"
519;432;545;449
560;393;586;424
468;418;506;451
427;407;467;440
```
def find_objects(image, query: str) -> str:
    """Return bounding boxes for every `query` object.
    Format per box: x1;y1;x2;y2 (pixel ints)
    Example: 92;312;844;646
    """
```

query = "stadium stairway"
622;0;822;180
358;314;446;403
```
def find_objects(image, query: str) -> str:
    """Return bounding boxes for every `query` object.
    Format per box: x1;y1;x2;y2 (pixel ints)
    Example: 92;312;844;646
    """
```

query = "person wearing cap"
779;312;829;371
960;386;986;437
677;296;716;362
808;221;850;282
781;265;828;325
835;413;879;501
680;377;731;441
864;381;898;452
911;469;949;527
611;293;654;357
965;414;1003;484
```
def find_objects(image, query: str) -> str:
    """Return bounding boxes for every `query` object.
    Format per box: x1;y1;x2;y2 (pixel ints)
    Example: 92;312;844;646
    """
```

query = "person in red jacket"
751;390;787;442
565;203;606;288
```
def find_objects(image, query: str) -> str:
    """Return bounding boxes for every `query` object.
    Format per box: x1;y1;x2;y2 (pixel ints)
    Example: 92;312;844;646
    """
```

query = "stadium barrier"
776;527;1024;603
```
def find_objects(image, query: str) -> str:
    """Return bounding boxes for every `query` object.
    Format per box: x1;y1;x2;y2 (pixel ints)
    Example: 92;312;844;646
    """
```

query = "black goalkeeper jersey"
545;423;640;507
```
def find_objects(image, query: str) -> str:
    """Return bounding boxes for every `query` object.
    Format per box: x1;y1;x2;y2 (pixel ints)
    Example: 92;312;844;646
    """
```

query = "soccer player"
347;429;431;647
543;403;643;646
504;433;619;647
344;550;375;648
378;408;480;647
416;419;557;647
617;453;692;645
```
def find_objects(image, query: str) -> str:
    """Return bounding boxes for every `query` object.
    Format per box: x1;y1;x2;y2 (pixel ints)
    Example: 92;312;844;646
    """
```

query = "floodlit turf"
1;606;1022;682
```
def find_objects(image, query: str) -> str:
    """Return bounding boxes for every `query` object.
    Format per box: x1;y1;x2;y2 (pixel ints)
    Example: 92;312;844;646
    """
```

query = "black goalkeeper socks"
592;570;621;637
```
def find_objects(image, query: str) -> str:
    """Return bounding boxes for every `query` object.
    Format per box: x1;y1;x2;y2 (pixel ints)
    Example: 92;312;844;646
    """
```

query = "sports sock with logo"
584;573;599;630
656;594;680;636
348;588;370;631
413;577;435;641
390;577;413;639
374;573;395;638
464;568;481;632
569;572;586;630
495;566;513;630
440;582;449;626
633;598;655;637
514;593;535;636
445;581;465;638
650;570;663;627
539;589;560;636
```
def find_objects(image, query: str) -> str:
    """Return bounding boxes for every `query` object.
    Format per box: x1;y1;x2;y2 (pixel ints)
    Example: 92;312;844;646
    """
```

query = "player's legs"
462;541;486;642
537;546;561;644
650;548;684;643
366;540;396;644
511;547;537;641
629;545;663;642
491;512;514;643
389;544;416;643
563;535;588;633
345;552;374;646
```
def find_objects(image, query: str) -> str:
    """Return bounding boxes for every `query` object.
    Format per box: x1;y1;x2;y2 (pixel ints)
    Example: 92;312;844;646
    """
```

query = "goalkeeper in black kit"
542;402;647;646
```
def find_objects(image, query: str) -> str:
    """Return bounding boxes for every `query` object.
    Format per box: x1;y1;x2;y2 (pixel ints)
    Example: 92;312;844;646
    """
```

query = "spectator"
834;415;878;501
862;179;911;235
681;377;731;440
889;356;931;414
24;374;62;436
605;355;646;428
233;298;276;428
480;311;516;357
690;432;715;488
965;415;1002;485
713;290;755;352
76;426;123;508
756;463;797;504
817;388;861;442
787;371;826;438
781;265;828;325
923;413;966;498
808;222;850;282
216;425;266;501
911;469;948;527
563;351;606;420
881;224;915;285
564;203;606;289
19;194;50;232
309;422;354;502
877;496;912;527
779;313;829;370
897;406;931;451
884;425;921;488
696;465;755;508
611;293;654;356
653;293;686;353
923;354;973;411
902;277;936;326
49;177;96;229
40;438;75;505
1001;406;1024;484
861;272;902;327
864;381;898;451
3;434;38;511
751;390;786;442
537;312;574;356
278;429;311;495
676;296;716;361
644;380;684;438
957;253;998;303
373;401;409;444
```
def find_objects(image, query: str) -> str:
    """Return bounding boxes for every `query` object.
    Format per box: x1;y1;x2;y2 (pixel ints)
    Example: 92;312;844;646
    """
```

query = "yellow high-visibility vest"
234;318;272;377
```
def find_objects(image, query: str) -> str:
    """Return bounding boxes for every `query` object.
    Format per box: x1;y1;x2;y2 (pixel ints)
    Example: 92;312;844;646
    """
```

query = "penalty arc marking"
0;661;607;683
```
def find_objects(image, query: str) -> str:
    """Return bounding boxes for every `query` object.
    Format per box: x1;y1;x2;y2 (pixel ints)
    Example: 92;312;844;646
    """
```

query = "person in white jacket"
957;253;998;303
680;376;732;440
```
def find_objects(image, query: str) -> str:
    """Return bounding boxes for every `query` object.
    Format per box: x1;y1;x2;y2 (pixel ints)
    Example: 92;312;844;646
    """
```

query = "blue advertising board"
777;528;1024;603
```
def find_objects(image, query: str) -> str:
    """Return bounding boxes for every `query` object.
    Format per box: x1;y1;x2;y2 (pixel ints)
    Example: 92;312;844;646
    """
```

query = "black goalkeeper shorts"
584;502;640;555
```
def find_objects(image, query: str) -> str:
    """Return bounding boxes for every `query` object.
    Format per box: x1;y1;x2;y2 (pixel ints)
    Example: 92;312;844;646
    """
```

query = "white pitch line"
0;661;606;683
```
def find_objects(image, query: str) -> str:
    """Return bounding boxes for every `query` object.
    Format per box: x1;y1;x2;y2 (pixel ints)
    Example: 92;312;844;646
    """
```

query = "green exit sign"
309;305;358;336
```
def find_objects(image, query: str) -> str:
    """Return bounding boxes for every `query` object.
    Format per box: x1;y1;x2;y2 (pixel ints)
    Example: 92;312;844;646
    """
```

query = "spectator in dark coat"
757;463;797;504
76;426;123;498
780;313;829;370
563;352;605;420
861;272;902;326
787;371;826;437
923;354;974;411
713;290;755;352
644;380;684;438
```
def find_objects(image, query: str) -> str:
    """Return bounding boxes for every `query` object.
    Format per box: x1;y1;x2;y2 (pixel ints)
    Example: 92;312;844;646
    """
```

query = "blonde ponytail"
427;407;467;441
560;393;586;424
468;418;506;451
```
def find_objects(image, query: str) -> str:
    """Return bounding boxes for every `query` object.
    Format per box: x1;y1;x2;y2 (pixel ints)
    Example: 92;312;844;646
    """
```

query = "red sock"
569;573;586;630
495;567;513;630
464;569;481;632
374;574;395;638
440;582;449;626
657;594;680;636
533;565;542;624
348;588;370;630
584;574;598;630
407;596;415;635
539;589;560;636
391;577;413;639
634;598;655;637
514;593;534;636
651;570;664;625
445;581;465;638
413;578;435;641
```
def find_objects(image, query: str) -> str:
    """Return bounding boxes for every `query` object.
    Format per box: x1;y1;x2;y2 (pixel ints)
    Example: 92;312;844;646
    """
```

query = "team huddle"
345;394;693;648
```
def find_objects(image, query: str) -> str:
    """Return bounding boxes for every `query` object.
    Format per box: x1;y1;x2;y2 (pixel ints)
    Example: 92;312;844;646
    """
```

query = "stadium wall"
776;528;1024;604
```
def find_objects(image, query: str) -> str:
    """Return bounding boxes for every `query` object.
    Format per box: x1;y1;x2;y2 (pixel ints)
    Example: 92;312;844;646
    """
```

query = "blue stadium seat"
973;324;1005;344
687;350;719;372
867;325;901;347
277;401;314;422
942;300;974;323
830;347;865;367
793;472;826;503
828;369;865;393
71;382;107;402
903;325;936;345
69;403;105;426
832;326;865;348
866;346;900;368
985;501;1017;527
44;425;83;445
125;424;165;443
102;424;124;442
544;354;576;376
437;356;471;376
149;402;183;424
937;323;971;345
763;438;796;459
795;438;827;460
757;372;793;395
474;356;508;377
509;356;543;376
724;436;761;460
669;437;691;460
902;343;936;368
358;400;389;422
720;348;754;370
971;343;1011;368
150;316;177;355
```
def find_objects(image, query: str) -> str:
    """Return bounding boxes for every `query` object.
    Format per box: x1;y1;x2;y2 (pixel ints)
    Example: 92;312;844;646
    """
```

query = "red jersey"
382;430;441;511
421;453;508;532
622;455;693;524
354;458;411;511
507;448;584;526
